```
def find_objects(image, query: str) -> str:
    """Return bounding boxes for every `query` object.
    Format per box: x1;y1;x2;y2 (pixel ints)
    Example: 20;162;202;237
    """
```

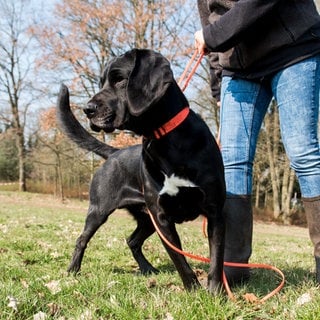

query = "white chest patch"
159;173;197;196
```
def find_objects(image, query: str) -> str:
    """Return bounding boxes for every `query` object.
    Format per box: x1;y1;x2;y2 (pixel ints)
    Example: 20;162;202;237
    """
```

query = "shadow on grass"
78;260;317;296
110;262;178;275
276;266;316;285
234;266;316;298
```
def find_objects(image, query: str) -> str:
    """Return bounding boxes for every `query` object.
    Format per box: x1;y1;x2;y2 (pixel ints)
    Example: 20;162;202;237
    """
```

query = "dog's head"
84;49;174;133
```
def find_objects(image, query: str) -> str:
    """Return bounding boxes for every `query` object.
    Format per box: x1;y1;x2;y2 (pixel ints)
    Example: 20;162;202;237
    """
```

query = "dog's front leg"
148;207;200;290
206;210;225;294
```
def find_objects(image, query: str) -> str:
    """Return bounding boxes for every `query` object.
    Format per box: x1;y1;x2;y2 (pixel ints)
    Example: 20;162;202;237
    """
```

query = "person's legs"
220;77;272;283
272;54;320;282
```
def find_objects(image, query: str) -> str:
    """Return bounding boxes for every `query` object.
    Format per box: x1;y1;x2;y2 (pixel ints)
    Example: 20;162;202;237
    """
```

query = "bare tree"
253;102;296;221
0;0;38;191
32;0;196;99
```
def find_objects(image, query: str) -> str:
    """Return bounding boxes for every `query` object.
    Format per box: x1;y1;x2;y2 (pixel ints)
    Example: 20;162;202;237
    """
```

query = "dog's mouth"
82;100;117;132
89;113;116;133
89;123;103;132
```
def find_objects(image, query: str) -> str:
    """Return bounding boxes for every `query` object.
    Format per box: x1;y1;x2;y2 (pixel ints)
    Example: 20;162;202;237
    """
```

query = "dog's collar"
152;107;190;139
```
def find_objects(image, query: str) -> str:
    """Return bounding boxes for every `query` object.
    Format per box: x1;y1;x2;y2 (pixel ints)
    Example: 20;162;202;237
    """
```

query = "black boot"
223;195;253;285
302;196;320;283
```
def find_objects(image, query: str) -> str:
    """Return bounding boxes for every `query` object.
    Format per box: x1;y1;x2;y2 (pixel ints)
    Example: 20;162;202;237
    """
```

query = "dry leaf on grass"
110;295;119;307
20;279;29;288
44;280;61;294
166;282;183;292
33;311;48;320
243;293;259;303
7;296;18;312
79;309;94;320
296;292;312;306
47;302;60;316
164;312;174;320
147;278;157;288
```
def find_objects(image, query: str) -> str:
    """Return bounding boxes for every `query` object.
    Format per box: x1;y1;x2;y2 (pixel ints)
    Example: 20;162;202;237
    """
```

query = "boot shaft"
223;195;253;284
302;196;320;284
223;195;253;260
302;196;320;257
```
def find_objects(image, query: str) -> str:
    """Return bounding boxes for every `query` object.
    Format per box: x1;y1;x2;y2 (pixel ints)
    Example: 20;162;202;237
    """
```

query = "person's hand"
194;30;207;55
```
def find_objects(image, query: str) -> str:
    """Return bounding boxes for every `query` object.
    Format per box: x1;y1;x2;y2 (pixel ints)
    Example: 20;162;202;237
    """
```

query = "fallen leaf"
164;312;174;320
166;282;183;292
44;280;61;294
79;309;94;320
110;295;119;307
296;292;312;306
106;280;119;289
194;268;207;280
243;293;259;303
47;302;60;316
147;278;157;288
20;279;29;288
50;251;60;258
7;296;18;312
33;311;47;320
0;224;8;233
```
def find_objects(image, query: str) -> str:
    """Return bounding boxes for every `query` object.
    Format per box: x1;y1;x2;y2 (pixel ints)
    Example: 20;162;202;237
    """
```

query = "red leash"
149;210;285;302
149;50;285;301
178;50;205;92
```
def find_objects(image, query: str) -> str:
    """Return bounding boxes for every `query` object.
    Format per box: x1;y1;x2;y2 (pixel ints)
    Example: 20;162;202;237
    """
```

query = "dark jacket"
197;0;320;101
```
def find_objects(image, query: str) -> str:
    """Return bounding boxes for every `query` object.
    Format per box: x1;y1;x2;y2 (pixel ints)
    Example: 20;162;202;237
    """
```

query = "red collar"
153;107;190;139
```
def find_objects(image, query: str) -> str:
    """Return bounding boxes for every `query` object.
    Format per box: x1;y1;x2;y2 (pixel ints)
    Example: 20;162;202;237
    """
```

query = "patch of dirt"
253;221;308;238
0;191;87;211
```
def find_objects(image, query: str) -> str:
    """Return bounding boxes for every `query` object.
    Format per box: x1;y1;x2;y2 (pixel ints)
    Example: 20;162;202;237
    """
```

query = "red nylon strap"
153;107;190;139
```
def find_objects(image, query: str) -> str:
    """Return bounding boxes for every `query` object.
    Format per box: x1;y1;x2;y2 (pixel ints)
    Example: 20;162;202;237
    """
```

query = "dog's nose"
83;102;97;117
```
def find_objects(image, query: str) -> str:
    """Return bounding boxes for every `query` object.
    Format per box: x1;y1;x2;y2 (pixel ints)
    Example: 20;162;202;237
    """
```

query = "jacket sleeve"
203;0;282;52
197;0;222;102
197;0;211;26
208;53;222;102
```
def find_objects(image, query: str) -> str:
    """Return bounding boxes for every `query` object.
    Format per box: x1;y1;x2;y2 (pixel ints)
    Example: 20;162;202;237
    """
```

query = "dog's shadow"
111;262;179;276
277;266;316;285
85;261;316;286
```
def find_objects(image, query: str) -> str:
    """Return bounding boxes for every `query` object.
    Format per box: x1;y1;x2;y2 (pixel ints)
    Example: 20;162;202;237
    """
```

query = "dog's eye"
109;70;125;87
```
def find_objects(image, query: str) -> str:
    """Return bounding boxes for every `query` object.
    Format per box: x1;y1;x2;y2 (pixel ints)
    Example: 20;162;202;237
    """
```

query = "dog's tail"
56;84;119;160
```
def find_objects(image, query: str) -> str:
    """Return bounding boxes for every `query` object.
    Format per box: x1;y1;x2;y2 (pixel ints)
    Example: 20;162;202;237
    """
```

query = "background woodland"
1;0;320;225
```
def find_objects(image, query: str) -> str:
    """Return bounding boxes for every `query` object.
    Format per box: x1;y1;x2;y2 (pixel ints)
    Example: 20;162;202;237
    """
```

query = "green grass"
0;191;320;319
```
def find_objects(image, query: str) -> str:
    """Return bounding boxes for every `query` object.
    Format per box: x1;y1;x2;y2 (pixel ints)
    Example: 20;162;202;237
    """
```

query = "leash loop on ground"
148;209;285;302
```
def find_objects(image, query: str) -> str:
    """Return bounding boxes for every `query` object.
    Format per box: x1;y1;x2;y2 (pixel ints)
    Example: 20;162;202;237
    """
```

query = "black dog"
57;49;226;293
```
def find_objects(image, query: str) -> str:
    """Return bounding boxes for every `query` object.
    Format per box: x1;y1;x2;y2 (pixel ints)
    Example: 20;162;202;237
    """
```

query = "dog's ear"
127;49;174;116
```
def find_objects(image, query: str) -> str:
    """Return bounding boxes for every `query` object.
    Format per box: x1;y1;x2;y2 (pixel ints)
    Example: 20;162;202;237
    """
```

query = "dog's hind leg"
126;207;158;274
68;206;109;274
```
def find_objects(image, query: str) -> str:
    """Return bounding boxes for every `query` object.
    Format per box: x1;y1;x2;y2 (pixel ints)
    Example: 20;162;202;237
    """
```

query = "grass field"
0;191;320;319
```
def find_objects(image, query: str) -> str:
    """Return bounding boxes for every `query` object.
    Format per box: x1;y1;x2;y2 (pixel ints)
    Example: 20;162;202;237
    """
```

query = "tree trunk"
265;103;281;218
281;160;291;223
16;129;27;191
12;103;27;192
255;180;260;208
56;153;64;201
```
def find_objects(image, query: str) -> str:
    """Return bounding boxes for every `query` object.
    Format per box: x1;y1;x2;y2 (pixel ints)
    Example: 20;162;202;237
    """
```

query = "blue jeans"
220;54;320;198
